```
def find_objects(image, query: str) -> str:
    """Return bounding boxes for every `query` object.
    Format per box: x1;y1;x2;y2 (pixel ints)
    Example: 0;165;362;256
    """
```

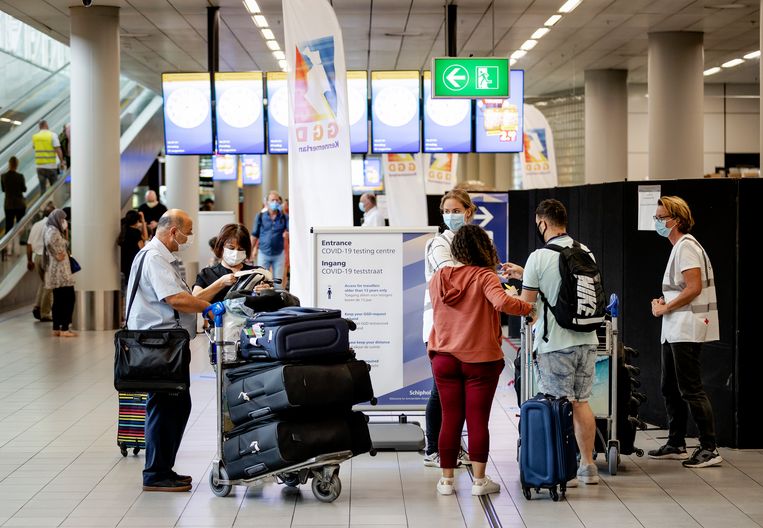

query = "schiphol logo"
294;35;342;153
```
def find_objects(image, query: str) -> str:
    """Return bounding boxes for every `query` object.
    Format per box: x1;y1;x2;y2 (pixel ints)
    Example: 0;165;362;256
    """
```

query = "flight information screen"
348;71;369;154
423;70;472;153
266;72;289;154
162;72;213;155
475;70;524;153
215;72;265;154
371;71;420;153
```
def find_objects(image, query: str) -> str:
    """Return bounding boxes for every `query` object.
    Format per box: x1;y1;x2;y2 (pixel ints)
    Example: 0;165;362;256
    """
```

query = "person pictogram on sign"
327;286;332;300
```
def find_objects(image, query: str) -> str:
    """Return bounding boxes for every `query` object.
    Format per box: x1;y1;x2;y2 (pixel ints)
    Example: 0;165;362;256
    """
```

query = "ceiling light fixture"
510;50;527;60
703;67;721;76
531;27;550;39
545;14;562;26
278;59;288;70
743;50;761;59
722;58;744;68
243;0;261;14
261;28;275;40
520;39;538;51
558;0;582;13
252;14;268;28
273;50;285;60
266;40;281;51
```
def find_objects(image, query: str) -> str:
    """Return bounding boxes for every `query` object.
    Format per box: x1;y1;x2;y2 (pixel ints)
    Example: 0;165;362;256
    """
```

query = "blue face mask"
358;202;365;213
442;213;466;231
655;218;673;238
269;201;281;212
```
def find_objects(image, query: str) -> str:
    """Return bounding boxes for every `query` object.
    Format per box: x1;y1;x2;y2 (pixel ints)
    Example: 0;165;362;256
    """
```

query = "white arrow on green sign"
432;57;510;99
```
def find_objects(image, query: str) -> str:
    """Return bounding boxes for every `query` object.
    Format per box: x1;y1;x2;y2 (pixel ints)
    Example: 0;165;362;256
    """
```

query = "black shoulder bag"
114;251;192;392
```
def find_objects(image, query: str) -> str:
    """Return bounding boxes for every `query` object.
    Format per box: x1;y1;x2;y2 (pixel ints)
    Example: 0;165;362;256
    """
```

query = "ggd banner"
520;104;558;189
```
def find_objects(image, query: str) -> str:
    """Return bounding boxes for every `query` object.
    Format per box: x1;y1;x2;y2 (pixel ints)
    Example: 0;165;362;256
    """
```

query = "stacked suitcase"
218;307;376;485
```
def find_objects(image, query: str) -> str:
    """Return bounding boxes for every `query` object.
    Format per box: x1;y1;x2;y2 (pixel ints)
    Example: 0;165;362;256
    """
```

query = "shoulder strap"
544;243;563;253
124;251;148;328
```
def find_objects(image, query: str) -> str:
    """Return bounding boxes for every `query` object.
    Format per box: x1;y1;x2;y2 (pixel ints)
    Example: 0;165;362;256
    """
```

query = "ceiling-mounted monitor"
162;72;213;155
348;71;369;154
215;72;265;154
266;71;289;154
212;154;237;181
475;70;524;153
241;154;263;185
423;70;472;153
370;70;420;153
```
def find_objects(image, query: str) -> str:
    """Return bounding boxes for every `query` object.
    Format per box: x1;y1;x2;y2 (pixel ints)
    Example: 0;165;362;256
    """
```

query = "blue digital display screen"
215;72;265;155
475;70;524;153
162;72;214;155
348;71;369;154
351;157;384;193
423;71;472;153
266;72;289;154
241;154;262;185
371;71;420;153
212;154;237;181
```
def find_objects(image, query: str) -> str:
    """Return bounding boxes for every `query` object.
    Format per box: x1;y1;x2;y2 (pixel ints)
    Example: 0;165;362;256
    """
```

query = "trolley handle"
607;293;619;318
204;301;226;327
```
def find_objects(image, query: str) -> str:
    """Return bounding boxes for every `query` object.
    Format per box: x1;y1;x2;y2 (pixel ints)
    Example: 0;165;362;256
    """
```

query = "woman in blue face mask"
421;188;476;468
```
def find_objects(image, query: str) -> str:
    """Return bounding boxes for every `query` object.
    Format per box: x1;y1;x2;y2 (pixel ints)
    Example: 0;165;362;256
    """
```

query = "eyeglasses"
653;215;672;221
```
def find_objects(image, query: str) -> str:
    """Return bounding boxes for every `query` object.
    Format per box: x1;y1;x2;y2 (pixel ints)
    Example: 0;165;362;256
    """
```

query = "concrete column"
456;153;467;183
648;32;704;180
262;155;279;197
242;184;263;232
478;153;496;188
69;6;121;331
214;180;239;219
494;153;514;190
466;153;479;182
278;155;290;199
585;69;628;183
165;155;200;282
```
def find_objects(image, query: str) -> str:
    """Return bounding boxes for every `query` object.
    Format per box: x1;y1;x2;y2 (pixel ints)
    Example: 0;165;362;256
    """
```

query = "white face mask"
223;247;246;266
175;231;194;252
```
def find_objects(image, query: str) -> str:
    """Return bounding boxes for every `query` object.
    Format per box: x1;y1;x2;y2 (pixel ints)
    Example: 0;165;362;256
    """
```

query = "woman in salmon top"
428;224;533;497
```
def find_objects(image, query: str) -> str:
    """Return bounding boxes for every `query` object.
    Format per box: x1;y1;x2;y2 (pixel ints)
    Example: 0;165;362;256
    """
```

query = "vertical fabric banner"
424;153;458;195
284;0;353;304
520;104;558;189
383;153;428;226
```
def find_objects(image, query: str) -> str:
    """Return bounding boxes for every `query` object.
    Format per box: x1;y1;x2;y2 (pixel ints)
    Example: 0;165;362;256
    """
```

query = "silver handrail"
0;170;69;253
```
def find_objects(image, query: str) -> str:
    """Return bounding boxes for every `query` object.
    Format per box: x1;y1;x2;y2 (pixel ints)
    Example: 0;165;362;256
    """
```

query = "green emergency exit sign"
431;57;510;98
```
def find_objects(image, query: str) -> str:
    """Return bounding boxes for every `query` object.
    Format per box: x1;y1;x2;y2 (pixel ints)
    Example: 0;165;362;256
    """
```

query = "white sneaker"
471;476;501;496
423;452;440;468
458;448;472;466
566;478;579;488
437;478;454;495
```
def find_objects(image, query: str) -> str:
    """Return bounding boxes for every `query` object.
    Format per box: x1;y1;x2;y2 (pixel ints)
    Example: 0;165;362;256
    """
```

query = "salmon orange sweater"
428;266;533;363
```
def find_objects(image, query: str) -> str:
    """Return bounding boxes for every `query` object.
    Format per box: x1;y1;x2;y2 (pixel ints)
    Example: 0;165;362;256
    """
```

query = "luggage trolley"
205;303;354;502
519;294;635;476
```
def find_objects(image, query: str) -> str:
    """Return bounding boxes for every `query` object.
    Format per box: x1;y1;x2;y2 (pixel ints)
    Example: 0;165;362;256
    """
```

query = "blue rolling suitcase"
518;394;577;501
239;307;355;362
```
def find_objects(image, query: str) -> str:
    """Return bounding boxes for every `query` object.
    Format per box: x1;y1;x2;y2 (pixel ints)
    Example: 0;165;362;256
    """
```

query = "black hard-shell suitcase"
239;307;355;361
518;394;577;501
225;360;376;425
222;411;372;481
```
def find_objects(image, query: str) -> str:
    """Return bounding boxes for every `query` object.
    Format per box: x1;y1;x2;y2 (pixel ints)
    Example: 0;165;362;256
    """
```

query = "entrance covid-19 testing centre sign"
312;227;437;408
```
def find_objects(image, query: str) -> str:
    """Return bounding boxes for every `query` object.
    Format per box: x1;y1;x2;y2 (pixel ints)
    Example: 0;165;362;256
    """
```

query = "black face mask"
536;221;547;244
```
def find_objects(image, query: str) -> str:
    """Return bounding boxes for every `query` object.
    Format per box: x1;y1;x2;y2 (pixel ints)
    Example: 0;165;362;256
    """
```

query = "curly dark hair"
451;224;500;268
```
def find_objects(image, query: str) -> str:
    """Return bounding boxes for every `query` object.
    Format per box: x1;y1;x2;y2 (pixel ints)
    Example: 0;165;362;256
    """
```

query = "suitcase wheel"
549;487;560;502
370;397;378;406
120;445;128;457
522;486;532;500
280;473;300;488
133;447;141;456
311;473;341;503
209;466;232;497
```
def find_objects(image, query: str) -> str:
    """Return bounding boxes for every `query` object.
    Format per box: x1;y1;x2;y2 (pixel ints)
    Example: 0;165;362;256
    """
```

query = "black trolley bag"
222;411;372;481
239;307;355;362
519;394;578;501
225;360;377;425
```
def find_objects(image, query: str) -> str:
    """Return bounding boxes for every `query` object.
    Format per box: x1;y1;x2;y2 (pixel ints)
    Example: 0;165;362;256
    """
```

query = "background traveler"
648;196;722;468
503;199;601;486
59;123;71;168
27;201;55;321
118;210;148;292
422;189;476;468
428;224;533;496
32;120;65;191
193;223;255;303
360;193;385;227
251;190;288;284
125;209;211;492
2;156;26;254
43;208;75;337
138;190;168;237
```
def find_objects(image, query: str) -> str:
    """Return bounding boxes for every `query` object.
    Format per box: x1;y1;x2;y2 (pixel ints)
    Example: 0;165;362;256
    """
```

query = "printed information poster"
638;185;661;231
312;227;437;408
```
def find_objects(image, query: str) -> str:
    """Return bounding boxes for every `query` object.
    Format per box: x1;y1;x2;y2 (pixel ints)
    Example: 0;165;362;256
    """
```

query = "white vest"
661;235;719;344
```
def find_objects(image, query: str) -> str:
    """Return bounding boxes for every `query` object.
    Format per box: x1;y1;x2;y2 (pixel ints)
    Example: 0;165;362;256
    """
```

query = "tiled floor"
1;309;762;528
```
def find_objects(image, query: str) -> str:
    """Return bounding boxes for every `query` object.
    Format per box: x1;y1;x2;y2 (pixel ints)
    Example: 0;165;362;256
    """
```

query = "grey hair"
157;212;185;231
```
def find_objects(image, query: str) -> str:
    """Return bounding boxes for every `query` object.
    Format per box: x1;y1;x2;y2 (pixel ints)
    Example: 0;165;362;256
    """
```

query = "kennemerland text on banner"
284;0;353;304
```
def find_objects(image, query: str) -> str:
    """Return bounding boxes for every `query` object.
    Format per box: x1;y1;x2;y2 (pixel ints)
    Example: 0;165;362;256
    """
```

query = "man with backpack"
503;199;605;486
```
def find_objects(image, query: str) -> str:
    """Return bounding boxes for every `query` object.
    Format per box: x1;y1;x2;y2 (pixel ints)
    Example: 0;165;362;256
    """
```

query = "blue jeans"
143;391;192;485
258;251;285;284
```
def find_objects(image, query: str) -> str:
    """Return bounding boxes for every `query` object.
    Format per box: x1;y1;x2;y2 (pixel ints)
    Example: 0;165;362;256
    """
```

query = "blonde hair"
658;195;694;233
439;189;476;216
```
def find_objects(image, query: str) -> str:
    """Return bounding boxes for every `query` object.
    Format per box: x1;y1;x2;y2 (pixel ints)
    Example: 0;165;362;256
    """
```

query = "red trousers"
432;353;504;469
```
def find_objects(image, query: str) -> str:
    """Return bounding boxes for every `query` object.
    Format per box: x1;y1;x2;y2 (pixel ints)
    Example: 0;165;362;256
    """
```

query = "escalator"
0;58;164;313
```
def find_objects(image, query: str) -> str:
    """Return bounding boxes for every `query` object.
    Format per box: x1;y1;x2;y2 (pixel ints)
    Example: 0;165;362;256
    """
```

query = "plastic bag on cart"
207;298;250;364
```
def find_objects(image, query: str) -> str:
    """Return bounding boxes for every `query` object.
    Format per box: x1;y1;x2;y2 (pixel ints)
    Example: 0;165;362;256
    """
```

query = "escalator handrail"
0;61;70;122
0;170;69;253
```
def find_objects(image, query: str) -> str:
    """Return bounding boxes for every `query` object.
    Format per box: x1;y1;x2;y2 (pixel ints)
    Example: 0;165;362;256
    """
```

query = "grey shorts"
534;344;597;401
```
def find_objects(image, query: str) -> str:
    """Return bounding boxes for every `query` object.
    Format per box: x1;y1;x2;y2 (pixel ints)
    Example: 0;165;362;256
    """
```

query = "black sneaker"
32;307;41;320
648;444;689;460
682;447;723;468
142;479;192;492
